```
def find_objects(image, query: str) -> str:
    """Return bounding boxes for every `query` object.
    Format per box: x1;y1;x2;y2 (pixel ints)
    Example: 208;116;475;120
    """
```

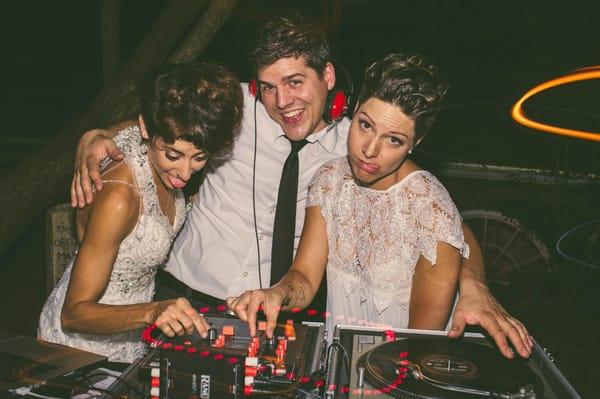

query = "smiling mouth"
281;109;303;124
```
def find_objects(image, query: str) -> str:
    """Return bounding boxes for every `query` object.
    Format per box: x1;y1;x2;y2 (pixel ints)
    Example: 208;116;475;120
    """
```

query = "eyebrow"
165;145;206;158
357;111;410;139
259;73;306;86
282;73;305;82
164;145;183;155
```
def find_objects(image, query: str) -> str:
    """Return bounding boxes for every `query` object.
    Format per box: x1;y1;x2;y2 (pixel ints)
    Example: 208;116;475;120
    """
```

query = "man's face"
257;56;335;141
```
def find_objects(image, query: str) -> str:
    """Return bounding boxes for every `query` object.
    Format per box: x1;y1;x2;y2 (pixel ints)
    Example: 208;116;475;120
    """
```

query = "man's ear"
323;62;336;91
139;115;149;140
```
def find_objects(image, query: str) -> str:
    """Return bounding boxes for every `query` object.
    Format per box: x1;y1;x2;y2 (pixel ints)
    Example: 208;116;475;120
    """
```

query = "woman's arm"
450;224;532;358
227;206;329;338
408;242;461;330
61;179;208;336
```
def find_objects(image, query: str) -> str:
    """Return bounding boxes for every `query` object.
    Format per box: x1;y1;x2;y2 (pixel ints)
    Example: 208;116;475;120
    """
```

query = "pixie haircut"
357;53;448;141
139;62;243;163
248;11;331;77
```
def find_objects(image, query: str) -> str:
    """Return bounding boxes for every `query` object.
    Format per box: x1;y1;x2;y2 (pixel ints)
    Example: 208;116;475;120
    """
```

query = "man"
72;12;531;358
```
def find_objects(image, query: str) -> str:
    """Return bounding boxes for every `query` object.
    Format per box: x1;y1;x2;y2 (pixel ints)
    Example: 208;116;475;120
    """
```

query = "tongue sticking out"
169;176;186;189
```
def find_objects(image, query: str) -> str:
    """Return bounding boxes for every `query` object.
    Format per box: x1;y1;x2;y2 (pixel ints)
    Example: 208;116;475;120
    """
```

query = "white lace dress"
38;128;186;363
307;157;470;335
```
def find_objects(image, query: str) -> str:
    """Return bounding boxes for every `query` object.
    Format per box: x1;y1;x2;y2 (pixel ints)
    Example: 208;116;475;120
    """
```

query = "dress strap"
113;127;161;217
101;179;137;190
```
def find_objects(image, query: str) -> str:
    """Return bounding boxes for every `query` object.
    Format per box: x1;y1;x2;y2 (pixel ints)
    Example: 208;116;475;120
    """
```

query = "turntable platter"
356;337;542;398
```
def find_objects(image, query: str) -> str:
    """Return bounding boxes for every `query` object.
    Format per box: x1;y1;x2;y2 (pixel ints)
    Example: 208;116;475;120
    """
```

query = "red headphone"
248;63;353;124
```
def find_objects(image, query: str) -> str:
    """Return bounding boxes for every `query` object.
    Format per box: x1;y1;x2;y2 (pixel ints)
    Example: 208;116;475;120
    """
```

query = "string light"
512;66;600;142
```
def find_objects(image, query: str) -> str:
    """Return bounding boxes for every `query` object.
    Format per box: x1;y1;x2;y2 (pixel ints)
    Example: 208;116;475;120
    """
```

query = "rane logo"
200;374;211;398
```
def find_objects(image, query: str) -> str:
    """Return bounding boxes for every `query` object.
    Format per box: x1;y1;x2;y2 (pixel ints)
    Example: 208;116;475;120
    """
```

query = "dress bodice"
103;127;186;302
307;157;469;333
38;127;186;363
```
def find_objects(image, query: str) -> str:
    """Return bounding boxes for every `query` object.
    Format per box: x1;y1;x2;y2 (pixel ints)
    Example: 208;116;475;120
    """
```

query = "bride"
38;62;242;363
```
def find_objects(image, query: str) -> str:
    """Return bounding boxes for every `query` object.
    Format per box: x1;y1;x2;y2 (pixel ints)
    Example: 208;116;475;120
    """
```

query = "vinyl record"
356;337;542;399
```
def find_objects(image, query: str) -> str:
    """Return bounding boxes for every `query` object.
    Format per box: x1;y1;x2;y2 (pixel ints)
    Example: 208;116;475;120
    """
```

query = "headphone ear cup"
324;90;348;124
249;79;258;98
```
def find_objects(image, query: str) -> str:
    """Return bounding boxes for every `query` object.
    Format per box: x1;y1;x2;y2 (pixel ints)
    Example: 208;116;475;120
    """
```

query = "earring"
408;148;413;155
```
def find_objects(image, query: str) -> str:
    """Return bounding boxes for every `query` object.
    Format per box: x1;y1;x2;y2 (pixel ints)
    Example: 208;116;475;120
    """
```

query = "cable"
326;342;350;378
294;387;323;399
556;218;600;269
13;390;62;399
252;94;263;289
80;371;144;398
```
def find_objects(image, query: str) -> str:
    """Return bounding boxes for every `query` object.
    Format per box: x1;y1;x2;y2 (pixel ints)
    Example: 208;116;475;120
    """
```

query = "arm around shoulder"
72;119;136;208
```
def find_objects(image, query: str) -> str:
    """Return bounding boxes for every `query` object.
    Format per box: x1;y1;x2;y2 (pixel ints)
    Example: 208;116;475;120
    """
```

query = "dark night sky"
1;0;599;172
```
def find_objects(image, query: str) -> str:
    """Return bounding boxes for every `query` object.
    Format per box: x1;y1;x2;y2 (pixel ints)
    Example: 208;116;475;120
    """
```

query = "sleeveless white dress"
307;157;470;336
38;127;186;363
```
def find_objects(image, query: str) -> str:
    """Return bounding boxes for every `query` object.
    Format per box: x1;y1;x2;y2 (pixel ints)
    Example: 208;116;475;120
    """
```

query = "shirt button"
258;234;264;241
243;272;248;277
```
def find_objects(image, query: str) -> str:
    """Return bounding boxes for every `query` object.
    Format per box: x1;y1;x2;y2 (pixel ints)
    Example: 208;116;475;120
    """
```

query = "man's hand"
226;287;286;338
71;128;124;208
449;281;533;359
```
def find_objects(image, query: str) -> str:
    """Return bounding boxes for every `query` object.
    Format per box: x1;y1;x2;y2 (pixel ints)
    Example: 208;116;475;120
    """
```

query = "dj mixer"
139;316;327;398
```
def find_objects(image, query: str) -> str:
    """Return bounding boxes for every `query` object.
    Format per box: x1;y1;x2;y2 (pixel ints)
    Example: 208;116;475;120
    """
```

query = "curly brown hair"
357;53;449;141
139;62;243;163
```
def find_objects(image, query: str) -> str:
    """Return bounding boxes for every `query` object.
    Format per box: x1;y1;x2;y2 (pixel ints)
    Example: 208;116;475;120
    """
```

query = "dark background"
2;0;599;172
1;1;598;396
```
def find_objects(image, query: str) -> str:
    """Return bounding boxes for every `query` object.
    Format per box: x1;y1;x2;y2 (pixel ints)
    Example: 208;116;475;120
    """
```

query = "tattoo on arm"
281;285;293;308
281;277;309;309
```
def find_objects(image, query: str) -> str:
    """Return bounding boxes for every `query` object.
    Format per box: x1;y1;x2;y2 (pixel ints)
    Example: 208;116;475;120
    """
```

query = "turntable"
325;326;580;399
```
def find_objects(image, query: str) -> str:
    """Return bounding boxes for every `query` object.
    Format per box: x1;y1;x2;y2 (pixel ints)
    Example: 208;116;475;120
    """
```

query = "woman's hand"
72;128;125;208
449;281;533;359
153;298;211;338
226;287;287;338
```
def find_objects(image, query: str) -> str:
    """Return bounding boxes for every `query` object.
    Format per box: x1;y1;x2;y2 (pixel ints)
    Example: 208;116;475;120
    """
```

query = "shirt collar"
273;117;349;153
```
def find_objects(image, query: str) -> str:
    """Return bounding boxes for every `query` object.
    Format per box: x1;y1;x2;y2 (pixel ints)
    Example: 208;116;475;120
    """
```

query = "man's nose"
276;87;293;109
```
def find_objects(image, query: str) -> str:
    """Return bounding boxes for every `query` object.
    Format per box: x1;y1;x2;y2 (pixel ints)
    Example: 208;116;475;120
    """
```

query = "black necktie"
270;139;309;286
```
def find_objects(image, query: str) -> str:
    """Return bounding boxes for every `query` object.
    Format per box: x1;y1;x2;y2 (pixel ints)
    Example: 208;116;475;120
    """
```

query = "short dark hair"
139;62;243;163
248;11;331;77
357;53;448;141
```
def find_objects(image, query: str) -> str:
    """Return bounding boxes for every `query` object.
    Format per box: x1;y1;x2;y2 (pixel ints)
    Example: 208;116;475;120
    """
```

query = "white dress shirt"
163;83;350;299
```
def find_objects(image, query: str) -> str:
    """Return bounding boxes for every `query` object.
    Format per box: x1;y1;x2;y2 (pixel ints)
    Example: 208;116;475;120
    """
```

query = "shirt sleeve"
414;173;470;265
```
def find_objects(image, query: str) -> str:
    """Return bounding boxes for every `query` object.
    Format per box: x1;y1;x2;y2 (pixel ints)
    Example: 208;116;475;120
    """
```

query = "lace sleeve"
306;159;339;209
414;173;470;265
